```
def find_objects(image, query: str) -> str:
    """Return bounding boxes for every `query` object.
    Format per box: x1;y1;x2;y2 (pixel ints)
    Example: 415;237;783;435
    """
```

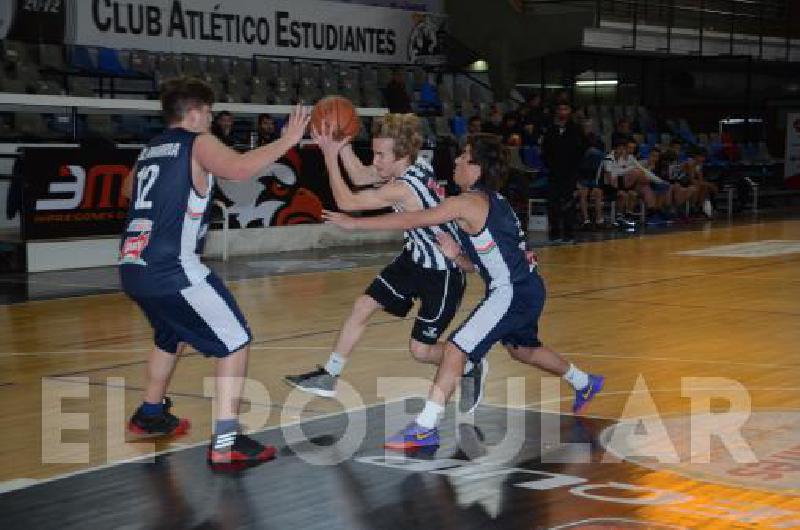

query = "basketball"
310;95;361;141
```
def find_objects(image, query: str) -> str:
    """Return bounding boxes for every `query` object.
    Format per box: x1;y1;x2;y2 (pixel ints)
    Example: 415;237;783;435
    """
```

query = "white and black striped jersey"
393;157;461;271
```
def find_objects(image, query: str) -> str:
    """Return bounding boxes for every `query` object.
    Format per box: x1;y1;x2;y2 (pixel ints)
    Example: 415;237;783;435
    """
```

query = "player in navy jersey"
120;77;310;466
325;134;605;450
285;114;485;414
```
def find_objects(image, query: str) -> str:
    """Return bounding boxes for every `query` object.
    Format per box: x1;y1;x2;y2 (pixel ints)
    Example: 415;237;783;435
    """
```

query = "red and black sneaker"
207;433;276;466
127;397;191;438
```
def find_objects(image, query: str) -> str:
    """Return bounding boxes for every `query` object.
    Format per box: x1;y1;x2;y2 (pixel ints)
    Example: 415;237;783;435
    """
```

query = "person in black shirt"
211;111;237;146
541;99;585;243
256;113;279;146
384;69;412;114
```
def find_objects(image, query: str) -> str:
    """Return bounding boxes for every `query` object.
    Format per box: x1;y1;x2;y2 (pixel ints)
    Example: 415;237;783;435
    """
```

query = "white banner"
70;0;446;64
786;112;800;180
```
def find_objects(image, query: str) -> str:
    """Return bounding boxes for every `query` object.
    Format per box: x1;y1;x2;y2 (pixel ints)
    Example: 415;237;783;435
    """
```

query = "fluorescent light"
516;83;565;89
469;60;488;72
720;118;763;125
575;79;618;87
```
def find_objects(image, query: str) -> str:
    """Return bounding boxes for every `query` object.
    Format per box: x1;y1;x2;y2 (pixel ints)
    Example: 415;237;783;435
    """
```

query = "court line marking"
557;294;800;317
0;397;615;496
5;220;800;307
548;517;687;530
0;396;409;496
42;376;325;416
2;346;797;371
523;387;800;409
560;351;800;369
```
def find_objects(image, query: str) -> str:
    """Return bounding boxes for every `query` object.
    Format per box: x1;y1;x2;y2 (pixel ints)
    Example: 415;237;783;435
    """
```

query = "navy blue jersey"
393;157;461;271
119;128;213;297
461;190;534;290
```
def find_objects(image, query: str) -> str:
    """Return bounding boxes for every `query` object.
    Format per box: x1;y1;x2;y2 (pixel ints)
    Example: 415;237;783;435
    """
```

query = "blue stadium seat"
70;46;95;72
97;47;130;75
451;115;466;138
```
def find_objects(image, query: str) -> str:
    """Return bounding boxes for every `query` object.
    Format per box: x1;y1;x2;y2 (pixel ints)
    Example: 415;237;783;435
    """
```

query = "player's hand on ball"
282;104;311;146
322;209;358;230
436;232;462;260
311;121;351;158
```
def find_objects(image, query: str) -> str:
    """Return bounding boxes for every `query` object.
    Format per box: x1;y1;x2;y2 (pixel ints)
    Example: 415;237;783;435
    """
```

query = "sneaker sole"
207;445;277;465
283;378;336;398
384;440;440;451
126;418;191;439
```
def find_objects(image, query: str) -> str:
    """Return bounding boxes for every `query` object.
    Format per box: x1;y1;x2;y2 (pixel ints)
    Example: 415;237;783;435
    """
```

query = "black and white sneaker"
208;432;276;465
459;358;488;415
284;366;337;398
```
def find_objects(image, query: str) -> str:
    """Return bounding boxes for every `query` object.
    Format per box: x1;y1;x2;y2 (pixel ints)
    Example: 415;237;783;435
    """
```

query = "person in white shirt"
599;140;657;221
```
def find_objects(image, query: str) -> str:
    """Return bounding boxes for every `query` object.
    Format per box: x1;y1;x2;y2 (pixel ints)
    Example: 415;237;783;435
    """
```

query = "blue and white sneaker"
572;374;605;414
384;422;440;451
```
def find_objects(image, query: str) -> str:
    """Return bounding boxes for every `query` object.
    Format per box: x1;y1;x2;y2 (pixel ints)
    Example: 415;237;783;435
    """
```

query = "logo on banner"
215;148;323;228
35;164;130;212
407;13;446;65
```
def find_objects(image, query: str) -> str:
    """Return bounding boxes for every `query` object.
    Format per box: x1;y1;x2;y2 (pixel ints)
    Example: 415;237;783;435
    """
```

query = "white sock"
324;352;346;376
416;400;444;429
563;363;589;391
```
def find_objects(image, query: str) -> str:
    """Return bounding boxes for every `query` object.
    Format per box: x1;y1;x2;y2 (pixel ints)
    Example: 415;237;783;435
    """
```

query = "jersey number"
134;165;159;210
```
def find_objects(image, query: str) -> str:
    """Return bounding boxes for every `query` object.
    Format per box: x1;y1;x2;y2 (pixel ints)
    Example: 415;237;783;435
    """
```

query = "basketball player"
284;114;487;414
324;134;604;450
120;77;310;465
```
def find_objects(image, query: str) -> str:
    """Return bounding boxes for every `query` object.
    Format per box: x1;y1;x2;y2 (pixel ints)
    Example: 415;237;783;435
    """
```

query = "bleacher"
0;40;497;144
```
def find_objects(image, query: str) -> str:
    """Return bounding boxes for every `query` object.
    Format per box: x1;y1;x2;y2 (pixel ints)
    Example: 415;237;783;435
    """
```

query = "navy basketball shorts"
129;272;252;358
449;273;546;363
365;251;466;345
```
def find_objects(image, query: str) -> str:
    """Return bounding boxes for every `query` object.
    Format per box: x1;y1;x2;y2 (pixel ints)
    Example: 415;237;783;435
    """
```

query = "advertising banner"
71;0;446;64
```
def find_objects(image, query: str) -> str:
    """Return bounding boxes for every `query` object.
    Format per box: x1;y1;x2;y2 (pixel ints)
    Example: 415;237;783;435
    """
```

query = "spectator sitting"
483;105;503;135
384;69;412;114
256;113;279;146
467;116;482;135
660;147;696;220
211;111;237;147
643;148;673;219
523;92;546;131
611;117;633;148
417;76;441;115
600;139;658;226
685;147;718;218
501;112;523;145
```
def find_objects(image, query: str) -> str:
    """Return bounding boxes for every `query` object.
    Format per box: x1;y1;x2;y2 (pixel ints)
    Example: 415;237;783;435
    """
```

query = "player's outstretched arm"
339;144;381;186
194;105;310;181
313;122;403;211
323;194;466;231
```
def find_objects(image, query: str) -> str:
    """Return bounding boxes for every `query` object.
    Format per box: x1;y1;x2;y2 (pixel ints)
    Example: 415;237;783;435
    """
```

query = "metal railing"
524;0;795;59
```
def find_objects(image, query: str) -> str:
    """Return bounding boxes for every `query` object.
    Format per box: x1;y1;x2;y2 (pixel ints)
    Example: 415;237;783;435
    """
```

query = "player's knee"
443;342;466;367
351;295;377;322
409;340;432;362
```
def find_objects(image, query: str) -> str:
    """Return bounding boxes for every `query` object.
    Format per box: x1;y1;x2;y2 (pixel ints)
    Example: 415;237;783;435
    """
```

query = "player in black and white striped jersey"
285;113;486;414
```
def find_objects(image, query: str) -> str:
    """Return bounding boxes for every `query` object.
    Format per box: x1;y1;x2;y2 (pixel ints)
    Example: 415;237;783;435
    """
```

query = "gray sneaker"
284;366;337;398
459;358;488;414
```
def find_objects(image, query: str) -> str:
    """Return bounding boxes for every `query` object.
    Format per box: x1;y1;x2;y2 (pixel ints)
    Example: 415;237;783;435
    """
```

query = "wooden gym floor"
0;216;799;528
